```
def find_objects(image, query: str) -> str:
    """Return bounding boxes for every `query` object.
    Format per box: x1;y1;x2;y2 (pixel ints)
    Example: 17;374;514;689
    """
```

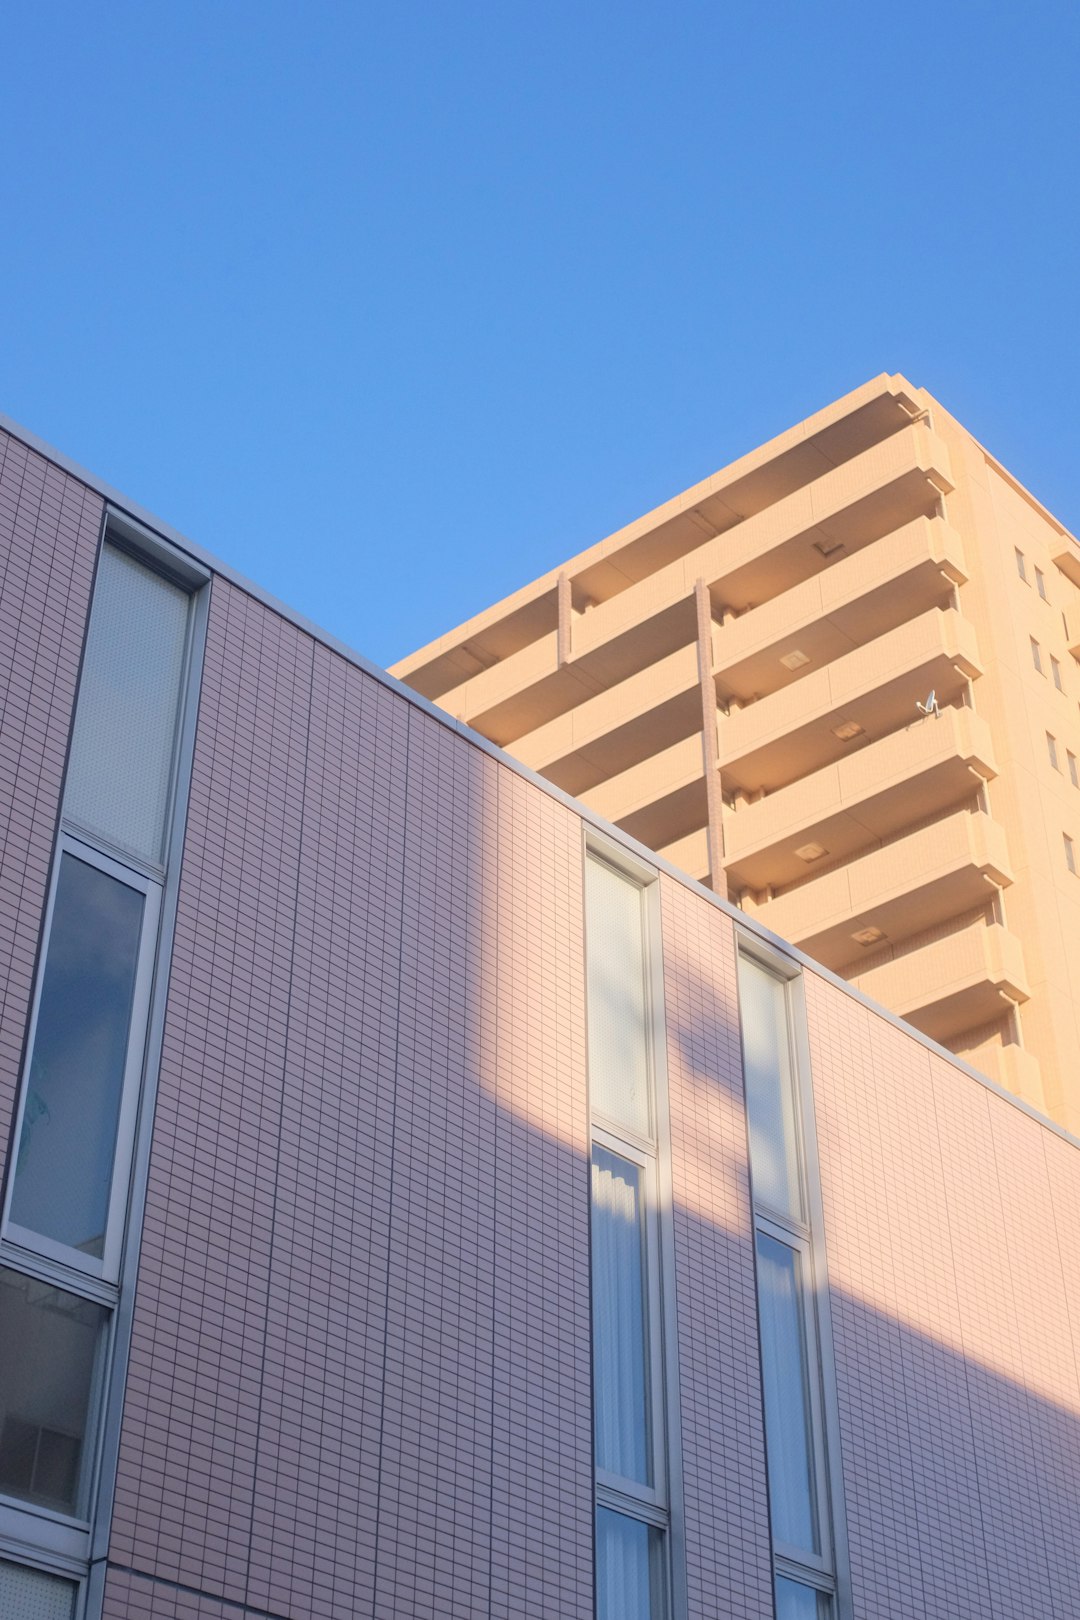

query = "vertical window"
1035;565;1048;600
1048;734;1060;771
1;536;197;1577
7;851;156;1265
1052;655;1064;692
63;544;191;865
1031;637;1044;675
738;950;837;1615
1069;751;1078;789
1015;548;1028;582
1065;834;1076;876
586;851;669;1620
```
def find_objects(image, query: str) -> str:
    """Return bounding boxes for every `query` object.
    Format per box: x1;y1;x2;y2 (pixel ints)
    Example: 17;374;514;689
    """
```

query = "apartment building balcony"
723;705;997;893
413;422;955;741
579;732;707;850
741;809;1012;972
720;606;982;797
967;1041;1045;1108
513;641;704;794
714;516;966;707
394;379;940;703
848;919;1029;1047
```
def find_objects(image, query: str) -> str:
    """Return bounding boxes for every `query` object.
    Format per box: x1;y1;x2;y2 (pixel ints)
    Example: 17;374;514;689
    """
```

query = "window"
0;1560;77;1620
1031;637;1044;674
0;1267;108;1516
6;846;159;1273
1066;834;1077;876
586;850;671;1620
1052;655;1064;692
1036;565;1048;601
738;950;838;1614
1068;751;1078;789
0;535;199;1585
1015;548;1028;582
1048;734;1060;771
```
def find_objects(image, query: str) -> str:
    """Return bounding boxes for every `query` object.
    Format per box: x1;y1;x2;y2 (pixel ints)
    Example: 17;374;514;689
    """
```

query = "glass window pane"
592;1147;651;1484
0;1267;108;1516
65;544;190;863
738;956;802;1220
586;857;651;1136
596;1507;662;1620
0;1560;76;1620
10;853;145;1259
776;1574;830;1618
757;1233;820;1555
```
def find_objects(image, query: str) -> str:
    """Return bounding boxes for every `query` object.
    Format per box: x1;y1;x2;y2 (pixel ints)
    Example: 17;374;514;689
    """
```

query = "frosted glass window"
776;1575;829;1618
0;1562;76;1620
0;1267;108;1515
10;853;145;1258
65;544;190;863
586;857;651;1136
596;1507;661;1620
757;1233;819;1556
739;956;802;1221
592;1147;650;1484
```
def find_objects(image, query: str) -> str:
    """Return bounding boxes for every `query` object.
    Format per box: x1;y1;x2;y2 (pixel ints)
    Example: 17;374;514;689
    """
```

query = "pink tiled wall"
106;578;594;1620
0;427;101;1185
805;969;1080;1618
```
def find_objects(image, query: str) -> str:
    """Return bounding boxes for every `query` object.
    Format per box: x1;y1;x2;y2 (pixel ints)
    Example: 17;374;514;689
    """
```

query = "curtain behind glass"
64;545;190;864
739;956;802;1221
586;857;651;1137
596;1507;657;1620
756;1232;819;1554
591;1146;651;1484
776;1574;827;1618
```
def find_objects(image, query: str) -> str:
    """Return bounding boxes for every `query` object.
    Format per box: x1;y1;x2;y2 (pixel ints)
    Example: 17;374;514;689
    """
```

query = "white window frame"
585;837;676;1620
591;1127;668;1517
2;835;161;1287
736;938;845;1615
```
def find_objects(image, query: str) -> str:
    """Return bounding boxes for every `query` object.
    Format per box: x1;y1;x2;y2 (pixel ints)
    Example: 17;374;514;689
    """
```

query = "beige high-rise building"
392;374;1080;1130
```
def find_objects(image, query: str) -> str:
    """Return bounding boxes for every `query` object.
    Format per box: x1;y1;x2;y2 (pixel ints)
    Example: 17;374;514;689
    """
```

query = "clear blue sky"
3;3;1078;669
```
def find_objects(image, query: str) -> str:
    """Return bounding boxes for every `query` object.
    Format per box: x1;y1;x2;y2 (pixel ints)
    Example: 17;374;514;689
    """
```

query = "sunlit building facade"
394;375;1080;1132
0;414;1078;1620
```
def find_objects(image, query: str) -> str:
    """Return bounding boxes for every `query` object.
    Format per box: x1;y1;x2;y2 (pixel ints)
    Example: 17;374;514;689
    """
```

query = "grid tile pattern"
109;579;594;1619
659;879;773;1620
0;427;101;1185
805;969;1080;1619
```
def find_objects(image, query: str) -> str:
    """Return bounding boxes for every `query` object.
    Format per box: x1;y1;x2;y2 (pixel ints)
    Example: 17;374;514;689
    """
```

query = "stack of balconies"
394;386;1033;1081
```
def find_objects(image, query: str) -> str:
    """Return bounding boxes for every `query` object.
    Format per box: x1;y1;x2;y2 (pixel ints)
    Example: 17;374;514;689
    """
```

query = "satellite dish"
916;690;940;717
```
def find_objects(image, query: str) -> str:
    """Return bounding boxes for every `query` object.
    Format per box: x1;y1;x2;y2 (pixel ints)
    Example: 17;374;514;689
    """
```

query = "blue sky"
2;3;1078;669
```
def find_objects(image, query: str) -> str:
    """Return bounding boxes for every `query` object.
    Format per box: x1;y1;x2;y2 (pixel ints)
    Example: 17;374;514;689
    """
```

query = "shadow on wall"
99;629;1080;1620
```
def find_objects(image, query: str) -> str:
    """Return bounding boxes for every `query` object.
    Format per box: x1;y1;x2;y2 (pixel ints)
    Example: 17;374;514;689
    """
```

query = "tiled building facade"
0;416;1078;1620
393;375;1080;1130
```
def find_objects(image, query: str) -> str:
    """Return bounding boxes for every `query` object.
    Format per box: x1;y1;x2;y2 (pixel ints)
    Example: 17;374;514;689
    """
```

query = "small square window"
1016;548;1028;582
1066;834;1077;876
1031;637;1044;675
1048;734;1060;770
1052;655;1064;692
1069;751;1078;789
